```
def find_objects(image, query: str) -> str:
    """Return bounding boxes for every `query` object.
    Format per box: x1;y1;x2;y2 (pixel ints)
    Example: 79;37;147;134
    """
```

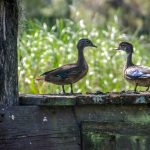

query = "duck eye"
121;44;125;47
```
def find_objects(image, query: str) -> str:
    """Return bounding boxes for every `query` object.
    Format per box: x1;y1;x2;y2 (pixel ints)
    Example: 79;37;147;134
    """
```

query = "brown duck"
116;42;150;92
36;38;97;93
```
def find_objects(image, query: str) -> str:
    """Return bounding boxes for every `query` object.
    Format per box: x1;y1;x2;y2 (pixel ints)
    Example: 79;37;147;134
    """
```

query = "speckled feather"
124;65;150;87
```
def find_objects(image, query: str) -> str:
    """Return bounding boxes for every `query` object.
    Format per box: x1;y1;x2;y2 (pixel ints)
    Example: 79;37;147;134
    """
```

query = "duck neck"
77;47;87;66
125;52;134;68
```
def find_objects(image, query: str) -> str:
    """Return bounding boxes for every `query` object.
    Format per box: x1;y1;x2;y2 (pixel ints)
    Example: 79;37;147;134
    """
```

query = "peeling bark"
0;0;18;105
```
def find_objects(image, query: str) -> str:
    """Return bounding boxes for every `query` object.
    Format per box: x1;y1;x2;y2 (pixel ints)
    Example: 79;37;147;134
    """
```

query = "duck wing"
125;66;150;79
41;64;80;78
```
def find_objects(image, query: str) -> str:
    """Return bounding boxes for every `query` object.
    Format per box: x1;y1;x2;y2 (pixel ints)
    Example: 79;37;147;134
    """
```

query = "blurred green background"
18;0;150;94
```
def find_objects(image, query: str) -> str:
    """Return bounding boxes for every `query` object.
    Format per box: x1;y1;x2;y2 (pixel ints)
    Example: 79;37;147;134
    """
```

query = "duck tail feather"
36;76;45;81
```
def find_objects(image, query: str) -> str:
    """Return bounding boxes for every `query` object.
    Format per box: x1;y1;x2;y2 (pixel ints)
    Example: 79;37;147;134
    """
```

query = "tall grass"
18;17;150;94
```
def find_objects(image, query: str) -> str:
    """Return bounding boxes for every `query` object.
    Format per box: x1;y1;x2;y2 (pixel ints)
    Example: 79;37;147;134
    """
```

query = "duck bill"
92;45;97;48
115;47;120;50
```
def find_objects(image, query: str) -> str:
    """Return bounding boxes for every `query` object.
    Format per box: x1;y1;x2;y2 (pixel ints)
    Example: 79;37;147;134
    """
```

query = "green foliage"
18;18;150;94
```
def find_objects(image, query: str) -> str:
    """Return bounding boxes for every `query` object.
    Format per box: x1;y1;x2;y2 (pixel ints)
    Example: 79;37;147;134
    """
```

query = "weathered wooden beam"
0;0;18;105
0;106;81;150
1;102;150;149
82;121;150;136
81;121;150;150
77;92;150;105
19;92;150;106
19;94;77;106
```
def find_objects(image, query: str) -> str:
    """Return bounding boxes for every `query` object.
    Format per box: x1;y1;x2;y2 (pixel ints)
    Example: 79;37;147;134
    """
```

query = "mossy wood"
0;93;150;150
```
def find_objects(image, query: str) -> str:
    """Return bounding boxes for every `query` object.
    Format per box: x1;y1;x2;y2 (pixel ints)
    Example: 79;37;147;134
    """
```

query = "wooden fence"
0;92;150;150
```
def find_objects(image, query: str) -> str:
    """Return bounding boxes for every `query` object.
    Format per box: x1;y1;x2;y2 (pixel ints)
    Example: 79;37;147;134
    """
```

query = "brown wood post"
0;0;18;106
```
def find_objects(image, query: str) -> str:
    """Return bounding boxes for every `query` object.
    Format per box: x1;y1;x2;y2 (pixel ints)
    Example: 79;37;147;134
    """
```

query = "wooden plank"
77;92;150;105
19;94;77;106
81;121;150;150
0;106;80;150
75;105;150;150
19;93;150;106
0;134;80;150
75;105;150;124
82;121;150;136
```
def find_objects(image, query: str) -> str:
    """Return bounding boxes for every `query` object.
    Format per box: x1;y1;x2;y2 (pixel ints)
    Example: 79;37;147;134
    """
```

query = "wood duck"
115;42;150;92
36;38;97;94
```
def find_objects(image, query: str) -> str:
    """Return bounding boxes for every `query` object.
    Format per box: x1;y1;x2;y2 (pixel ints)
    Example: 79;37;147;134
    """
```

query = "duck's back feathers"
41;64;78;77
125;65;150;79
40;63;88;85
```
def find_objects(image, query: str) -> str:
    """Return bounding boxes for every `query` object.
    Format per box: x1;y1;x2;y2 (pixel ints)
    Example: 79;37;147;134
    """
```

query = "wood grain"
19;93;150;106
0;106;80;150
0;0;18;105
1;94;150;149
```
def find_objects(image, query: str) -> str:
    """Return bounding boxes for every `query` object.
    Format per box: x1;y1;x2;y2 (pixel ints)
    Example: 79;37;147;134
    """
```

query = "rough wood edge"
81;121;150;136
19;92;150;106
19;94;77;106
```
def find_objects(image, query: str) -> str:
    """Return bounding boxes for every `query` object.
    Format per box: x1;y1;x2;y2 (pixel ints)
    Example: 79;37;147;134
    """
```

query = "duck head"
116;42;134;54
77;38;97;50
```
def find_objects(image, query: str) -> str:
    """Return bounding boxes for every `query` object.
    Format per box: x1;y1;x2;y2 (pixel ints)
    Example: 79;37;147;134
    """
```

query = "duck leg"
70;83;74;94
134;83;138;92
146;86;149;91
62;85;66;94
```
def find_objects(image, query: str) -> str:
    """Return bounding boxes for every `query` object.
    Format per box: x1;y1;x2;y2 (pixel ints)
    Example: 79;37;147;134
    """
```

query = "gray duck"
36;38;97;93
116;42;150;92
